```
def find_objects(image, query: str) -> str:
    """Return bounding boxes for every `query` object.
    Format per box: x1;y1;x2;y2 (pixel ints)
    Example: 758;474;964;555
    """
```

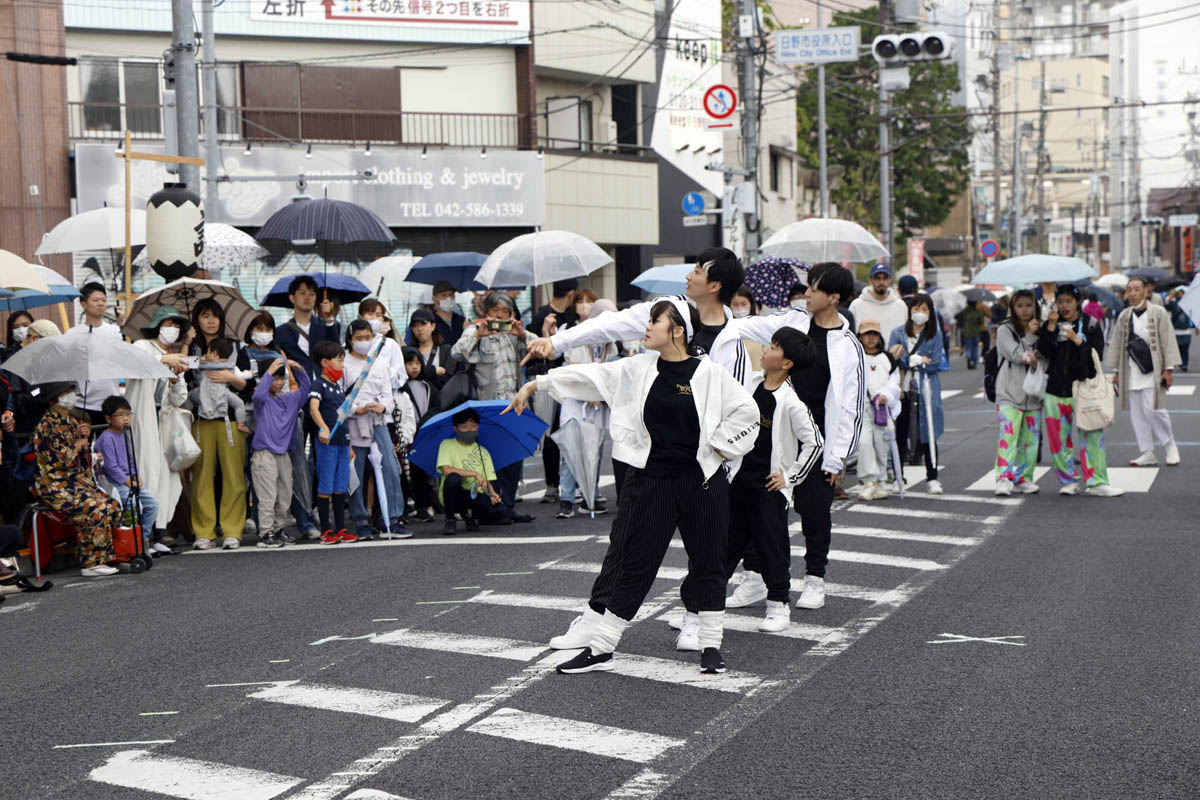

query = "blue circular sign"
980;239;999;258
682;192;705;216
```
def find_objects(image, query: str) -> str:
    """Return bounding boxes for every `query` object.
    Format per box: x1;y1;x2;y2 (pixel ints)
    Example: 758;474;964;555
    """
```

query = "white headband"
666;297;694;342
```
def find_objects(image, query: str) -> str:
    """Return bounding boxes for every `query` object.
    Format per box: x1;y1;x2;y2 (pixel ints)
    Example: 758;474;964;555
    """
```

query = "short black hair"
787;283;807;301
552;278;579;298
207;337;234;360
80;281;106;302
696;247;744;305
345;318;372;348
451;408;480;426
288;274;319;296
734;285;759;313
771;327;816;375
1055;283;1082;301
312;339;343;365
1125;277;1147;290
808;263;855;305
101;395;131;416
401;346;421;364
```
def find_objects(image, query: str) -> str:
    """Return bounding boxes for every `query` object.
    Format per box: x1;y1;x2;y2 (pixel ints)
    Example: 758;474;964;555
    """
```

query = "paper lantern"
145;183;204;281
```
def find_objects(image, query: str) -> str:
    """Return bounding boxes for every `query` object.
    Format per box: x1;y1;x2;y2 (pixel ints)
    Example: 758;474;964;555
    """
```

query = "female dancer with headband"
505;298;759;674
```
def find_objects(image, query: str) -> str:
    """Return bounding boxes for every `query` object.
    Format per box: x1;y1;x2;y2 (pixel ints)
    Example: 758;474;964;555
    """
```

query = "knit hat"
28;319;60;339
140;305;188;339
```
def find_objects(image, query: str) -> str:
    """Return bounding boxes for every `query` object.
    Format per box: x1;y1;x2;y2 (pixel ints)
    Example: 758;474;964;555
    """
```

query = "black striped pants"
587;467;729;621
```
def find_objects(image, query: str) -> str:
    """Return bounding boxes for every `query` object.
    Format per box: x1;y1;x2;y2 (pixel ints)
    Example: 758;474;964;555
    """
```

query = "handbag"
1072;350;1115;431
1127;314;1155;374
438;366;476;410
161;406;201;471
1021;363;1048;399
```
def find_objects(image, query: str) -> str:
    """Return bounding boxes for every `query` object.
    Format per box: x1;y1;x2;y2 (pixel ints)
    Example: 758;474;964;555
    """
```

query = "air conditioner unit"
601;120;619;152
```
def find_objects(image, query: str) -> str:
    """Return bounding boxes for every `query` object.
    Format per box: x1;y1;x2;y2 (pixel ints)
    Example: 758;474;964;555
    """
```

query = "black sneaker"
580;502;608;516
443;519;456;535
556;648;614;674
700;647;726;674
256;531;284;549
511;513;535;524
415;509;435;523
555;501;575;519
465;516;480;532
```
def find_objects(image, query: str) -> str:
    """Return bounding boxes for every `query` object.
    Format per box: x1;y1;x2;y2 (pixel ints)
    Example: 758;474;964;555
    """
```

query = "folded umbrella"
408;400;548;477
261;272;371;308
971;254;1096;286
631;264;690;295
3;332;172;384
476;231;611;289
123;278;258;340
551;418;604;514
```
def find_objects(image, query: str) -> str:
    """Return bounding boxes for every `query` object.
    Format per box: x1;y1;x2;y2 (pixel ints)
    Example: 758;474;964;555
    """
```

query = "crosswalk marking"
185;534;594;556
537;559;689;581
965;467;1052;492
829;525;981;546
965;466;1159;493
467;590;672;622
519;475;617;501
790;545;946;571
345;791;413;800
90;749;304;800
973;391;985;400
662;606;842;642
844;504;1005;525
466;707;685;763
245;682;448;722
371;629;549;662
890;490;1023;507
1167;384;1196;396
941;389;963;400
599;651;765;694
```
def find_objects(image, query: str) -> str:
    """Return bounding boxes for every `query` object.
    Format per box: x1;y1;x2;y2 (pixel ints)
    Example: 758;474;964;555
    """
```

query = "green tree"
793;5;970;242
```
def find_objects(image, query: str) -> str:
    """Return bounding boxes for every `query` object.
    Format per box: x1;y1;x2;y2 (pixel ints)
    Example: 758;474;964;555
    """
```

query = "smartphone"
488;319;514;332
179;356;200;369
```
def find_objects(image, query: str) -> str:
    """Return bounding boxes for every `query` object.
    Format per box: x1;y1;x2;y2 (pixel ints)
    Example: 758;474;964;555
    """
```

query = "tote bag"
1072;350;1114;431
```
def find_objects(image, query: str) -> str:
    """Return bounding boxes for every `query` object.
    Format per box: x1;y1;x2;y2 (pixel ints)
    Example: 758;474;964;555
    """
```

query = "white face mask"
57;391;79;410
790;299;807;311
158;326;180;345
731;307;751;319
437;298;457;313
352;339;372;356
251;331;273;347
368;319;386;335
11;325;29;342
911;312;930;327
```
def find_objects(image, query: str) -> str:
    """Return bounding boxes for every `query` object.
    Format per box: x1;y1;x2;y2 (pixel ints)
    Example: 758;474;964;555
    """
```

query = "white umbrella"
31;264;73;290
358;254;419;297
759;218;889;263
930;289;966;318
0;250;52;293
133;222;268;275
122;278;258;340
1095;272;1129;290
4;332;172;384
551;418;605;515
475;231;612;288
36;208;147;255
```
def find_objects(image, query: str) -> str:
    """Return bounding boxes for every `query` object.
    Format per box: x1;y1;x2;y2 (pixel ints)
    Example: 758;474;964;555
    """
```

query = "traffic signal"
872;32;952;64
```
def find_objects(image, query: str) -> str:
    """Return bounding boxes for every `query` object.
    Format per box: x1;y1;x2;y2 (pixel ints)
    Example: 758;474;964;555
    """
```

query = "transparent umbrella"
551;418;605;515
4;333;172;384
475;231;612;288
930;288;966;318
36;208;146;255
759;218;888;263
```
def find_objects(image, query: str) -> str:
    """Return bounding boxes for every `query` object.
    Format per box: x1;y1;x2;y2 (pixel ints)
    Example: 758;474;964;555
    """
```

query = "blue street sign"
682;192;705;216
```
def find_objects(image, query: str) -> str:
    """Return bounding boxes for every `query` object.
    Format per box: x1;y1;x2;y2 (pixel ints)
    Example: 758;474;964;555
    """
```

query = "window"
769;152;780;193
1103;76;1110;95
80;59;162;135
1075;73;1081;87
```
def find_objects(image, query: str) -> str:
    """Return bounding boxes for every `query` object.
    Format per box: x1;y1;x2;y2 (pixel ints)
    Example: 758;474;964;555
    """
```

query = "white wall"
544;153;659;245
533;0;656;84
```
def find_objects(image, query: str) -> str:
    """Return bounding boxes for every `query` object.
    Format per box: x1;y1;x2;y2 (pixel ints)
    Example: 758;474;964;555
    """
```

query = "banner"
907;238;926;285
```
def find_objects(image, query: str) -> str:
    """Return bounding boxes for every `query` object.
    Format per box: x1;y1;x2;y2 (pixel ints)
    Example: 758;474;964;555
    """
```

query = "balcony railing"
68;101;523;148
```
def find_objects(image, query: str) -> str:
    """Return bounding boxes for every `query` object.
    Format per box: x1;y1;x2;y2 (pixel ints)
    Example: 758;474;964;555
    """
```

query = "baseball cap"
897;275;919;294
410;308;436;326
869;263;892;278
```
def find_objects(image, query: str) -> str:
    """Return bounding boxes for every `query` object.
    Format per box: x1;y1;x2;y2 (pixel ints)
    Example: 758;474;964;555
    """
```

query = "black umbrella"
1075;281;1122;314
1125;267;1171;284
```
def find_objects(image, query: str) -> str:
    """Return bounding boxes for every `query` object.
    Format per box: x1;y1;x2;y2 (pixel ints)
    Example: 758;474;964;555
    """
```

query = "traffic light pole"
740;0;761;260
878;73;893;266
816;0;829;217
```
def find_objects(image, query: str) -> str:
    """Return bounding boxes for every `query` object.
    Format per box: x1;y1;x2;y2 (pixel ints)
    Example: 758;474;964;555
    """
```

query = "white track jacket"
751;374;824;497
535;353;760;481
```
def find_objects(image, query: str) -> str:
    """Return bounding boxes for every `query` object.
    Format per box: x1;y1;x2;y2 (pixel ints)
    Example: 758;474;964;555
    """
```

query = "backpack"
983;344;1001;403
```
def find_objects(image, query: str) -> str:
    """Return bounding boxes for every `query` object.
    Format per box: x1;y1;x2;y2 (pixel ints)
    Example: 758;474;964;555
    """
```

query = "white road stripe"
520;475;617;501
844;503;1005;525
790;545;946;571
345;791;415;800
89;749;303;800
466;707;685;763
467;590;671;622
965;467;1052;492
601;651;764;694
184;535;594;556
1167;384;1196;396
887;491;1024;507
246;682;448;722
661;606;841;642
973;391;985;399
371;629;548;662
537;559;689;581
830;526;981;546
940;389;963;400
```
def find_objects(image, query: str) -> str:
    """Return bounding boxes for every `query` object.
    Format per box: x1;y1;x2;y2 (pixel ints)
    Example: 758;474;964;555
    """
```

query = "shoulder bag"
1127;313;1155;374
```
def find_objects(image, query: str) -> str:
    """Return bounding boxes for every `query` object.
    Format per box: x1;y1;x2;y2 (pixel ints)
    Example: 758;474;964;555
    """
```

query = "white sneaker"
795;575;826;610
1088;483;1125;497
1014;481;1040;494
927;479;944;495
150;542;173;554
758;600;790;632
193;538;215;550
675;616;700;651
222;537;240;550
1166;442;1181;466
80;564;119;577
1058;482;1080;496
548;610;599;650
243;518;258;535
875;482;892;500
1129;450;1158;467
667;609;695;631
726;571;768;608
994;478;1013;497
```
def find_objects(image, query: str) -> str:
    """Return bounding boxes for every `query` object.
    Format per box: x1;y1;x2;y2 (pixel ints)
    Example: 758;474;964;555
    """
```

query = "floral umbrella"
745;258;808;308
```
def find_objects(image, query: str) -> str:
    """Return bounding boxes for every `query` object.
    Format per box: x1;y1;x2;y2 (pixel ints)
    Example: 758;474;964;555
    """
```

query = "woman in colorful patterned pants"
34;382;122;576
993;290;1045;496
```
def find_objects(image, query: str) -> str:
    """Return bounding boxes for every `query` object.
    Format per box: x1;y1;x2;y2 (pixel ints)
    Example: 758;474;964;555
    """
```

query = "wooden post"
115;130;204;313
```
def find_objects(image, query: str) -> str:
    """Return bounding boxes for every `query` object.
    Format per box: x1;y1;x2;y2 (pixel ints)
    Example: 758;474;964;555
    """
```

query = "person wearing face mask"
407;309;459;390
428;280;466;347
436;407;507;534
357;298;408;392
786;284;807;312
341;320;412;540
244;310;281;366
730;286;763;372
127;306;190;547
3;311;34;362
887;294;946;493
33;382;122;576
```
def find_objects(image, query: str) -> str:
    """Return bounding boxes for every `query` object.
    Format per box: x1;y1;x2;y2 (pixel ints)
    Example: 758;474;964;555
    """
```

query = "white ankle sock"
698;610;724;650
588;611;630;655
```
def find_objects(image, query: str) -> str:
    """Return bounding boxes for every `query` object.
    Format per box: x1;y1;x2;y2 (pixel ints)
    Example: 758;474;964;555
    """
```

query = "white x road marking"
926;633;1027;646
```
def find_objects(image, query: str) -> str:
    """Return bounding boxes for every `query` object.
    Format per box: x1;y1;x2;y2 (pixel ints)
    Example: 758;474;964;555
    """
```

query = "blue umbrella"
255;197;396;245
972;254;1096;286
260;272;371;307
407;400;548;476
632;264;690;295
0;286;80;313
406;252;488;291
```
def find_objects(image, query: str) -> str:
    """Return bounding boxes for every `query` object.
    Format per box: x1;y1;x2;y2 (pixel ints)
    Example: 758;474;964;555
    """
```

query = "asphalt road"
2;357;1198;800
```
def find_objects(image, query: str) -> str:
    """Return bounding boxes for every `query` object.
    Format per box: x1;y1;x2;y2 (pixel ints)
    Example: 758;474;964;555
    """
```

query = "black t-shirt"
731;383;776;496
692;319;726;356
793;322;840;433
642;357;702;476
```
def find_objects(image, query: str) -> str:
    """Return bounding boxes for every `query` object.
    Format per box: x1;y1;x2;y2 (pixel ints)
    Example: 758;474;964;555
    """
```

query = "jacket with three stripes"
750;374;824;500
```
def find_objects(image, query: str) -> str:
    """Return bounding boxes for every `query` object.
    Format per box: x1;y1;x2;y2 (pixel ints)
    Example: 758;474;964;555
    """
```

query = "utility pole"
877;0;895;265
169;0;200;195
739;0;761;259
1010;57;1022;257
1034;60;1048;253
201;0;220;227
990;11;1002;249
1110;14;1125;270
816;0;829;216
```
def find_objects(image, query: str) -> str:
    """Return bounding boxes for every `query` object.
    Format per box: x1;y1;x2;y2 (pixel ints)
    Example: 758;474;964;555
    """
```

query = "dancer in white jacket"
506;298;759;675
